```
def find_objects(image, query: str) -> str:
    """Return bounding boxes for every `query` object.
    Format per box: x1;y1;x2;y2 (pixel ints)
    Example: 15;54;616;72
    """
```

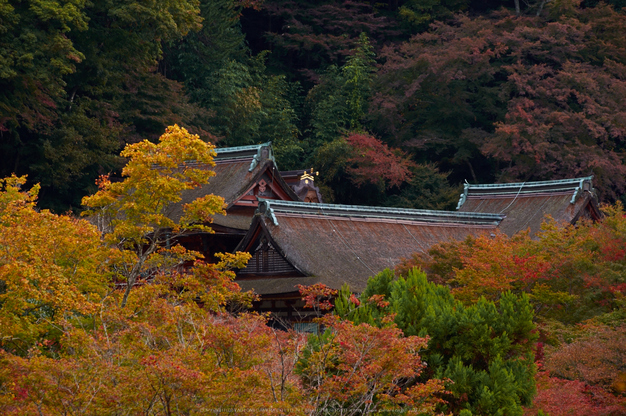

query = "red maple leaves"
344;132;414;189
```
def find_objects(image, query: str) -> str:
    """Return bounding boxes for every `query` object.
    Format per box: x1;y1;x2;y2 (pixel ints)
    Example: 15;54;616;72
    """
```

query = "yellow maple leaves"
0;175;112;353
81;125;227;307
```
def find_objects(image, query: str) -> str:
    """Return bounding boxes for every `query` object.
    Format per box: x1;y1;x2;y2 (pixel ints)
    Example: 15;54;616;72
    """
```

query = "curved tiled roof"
258;199;504;226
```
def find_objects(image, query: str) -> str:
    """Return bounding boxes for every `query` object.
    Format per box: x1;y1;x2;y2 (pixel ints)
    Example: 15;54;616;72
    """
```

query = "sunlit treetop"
82;124;226;248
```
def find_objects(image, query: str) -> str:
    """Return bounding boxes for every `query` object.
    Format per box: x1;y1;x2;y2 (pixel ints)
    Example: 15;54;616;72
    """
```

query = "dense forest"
1;0;626;414
2;0;625;212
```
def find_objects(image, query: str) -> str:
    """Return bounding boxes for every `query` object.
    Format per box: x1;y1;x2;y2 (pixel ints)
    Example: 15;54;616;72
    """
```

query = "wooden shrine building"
167;143;301;260
456;176;601;237
233;199;505;326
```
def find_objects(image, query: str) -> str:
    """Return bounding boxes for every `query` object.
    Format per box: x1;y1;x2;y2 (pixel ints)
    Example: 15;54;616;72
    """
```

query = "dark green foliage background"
1;0;625;211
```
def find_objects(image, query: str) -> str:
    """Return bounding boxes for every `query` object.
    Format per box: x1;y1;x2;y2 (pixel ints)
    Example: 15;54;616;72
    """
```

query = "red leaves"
599;237;626;263
368;294;390;308
527;371;626;416
545;325;626;393
297;283;338;311
512;254;552;283
486;52;626;201
94;174;111;191
348;293;360;306
372;8;626;201
300;316;446;413
344;132;414;189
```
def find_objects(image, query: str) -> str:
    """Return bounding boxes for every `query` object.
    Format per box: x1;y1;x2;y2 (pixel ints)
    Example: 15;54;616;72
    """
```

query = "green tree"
0;0;209;212
0;0;89;134
307;33;377;148
162;1;303;168
211;57;301;162
336;268;537;415
163;0;248;106
383;163;461;210
398;0;469;30
0;0;94;209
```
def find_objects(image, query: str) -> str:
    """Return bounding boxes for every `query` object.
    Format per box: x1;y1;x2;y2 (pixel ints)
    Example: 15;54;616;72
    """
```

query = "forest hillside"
2;0;625;211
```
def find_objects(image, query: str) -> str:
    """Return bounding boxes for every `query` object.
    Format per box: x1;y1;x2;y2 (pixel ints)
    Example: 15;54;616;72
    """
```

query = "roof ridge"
213;142;276;171
464;176;593;190
256;198;504;226
457;176;595;210
214;142;271;154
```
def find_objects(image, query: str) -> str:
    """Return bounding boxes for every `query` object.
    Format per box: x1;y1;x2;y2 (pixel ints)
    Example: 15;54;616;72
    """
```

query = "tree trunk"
121;275;135;308
537;0;548;16
466;160;478;183
120;252;147;308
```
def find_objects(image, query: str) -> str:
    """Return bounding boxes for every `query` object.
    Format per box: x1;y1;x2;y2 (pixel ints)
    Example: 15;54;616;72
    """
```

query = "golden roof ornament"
300;168;319;185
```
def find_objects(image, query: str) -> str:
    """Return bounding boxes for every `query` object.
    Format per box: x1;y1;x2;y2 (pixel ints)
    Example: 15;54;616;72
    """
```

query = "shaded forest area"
2;0;625;212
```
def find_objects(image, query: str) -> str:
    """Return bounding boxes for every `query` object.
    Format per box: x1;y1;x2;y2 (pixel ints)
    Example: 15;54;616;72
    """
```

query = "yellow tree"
82;125;225;307
0;175;111;354
0;256;305;415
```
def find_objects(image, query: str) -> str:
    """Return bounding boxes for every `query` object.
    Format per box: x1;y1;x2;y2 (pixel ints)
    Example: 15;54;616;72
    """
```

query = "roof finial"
456;182;470;210
300;168;319;185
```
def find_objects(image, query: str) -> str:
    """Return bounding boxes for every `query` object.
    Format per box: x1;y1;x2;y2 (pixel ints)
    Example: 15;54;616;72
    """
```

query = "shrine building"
456;176;601;236
233;199;505;325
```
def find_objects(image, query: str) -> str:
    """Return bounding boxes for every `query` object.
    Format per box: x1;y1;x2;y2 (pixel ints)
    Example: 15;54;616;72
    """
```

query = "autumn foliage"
0;126;451;415
296;315;447;415
344;132;414;189
2;136;624;413
297;283;338;313
0;175;112;354
525;371;626;416
401;204;626;324
544;325;626;395
399;205;626;414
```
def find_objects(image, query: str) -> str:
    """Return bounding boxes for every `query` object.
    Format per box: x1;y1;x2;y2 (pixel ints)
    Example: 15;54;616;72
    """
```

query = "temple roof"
165;143;299;230
214;143;276;162
235;200;504;295
457;176;601;236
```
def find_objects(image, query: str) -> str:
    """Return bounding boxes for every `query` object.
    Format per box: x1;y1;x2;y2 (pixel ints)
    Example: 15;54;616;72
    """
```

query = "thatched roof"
235;200;504;295
165;143;299;231
456;176;601;236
